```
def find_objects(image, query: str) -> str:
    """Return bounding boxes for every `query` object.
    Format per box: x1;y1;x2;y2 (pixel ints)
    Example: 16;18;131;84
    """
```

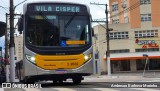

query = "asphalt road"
1;81;160;91
1;72;160;91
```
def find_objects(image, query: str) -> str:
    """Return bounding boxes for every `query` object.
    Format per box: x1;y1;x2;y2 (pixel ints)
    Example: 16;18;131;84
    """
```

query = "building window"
124;17;129;23
140;0;151;5
141;14;152;22
112;4;118;11
122;0;127;9
110;49;130;54
109;31;129;40
135;30;158;38
135;48;159;52
112;19;119;24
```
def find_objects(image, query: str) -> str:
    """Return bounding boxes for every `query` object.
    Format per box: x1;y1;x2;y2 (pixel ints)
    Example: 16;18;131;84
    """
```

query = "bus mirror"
18;15;23;34
0;21;6;37
92;28;94;37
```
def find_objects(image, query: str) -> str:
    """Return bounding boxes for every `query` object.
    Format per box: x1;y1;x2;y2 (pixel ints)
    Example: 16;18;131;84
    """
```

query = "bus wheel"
72;77;82;84
23;77;35;84
58;80;63;84
52;80;58;84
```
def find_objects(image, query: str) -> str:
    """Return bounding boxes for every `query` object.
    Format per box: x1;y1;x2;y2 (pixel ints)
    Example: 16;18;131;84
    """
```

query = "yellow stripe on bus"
35;54;85;70
66;40;85;45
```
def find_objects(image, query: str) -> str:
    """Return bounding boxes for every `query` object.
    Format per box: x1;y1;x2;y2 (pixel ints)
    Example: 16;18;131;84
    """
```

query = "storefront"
104;51;160;73
112;60;130;72
137;59;160;70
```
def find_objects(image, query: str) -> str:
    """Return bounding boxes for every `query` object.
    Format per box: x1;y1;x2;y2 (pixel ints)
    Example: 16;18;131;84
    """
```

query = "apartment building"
94;0;160;73
15;35;23;62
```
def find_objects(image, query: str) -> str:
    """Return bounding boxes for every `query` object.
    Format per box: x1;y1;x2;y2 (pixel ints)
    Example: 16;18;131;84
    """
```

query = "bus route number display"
28;4;85;12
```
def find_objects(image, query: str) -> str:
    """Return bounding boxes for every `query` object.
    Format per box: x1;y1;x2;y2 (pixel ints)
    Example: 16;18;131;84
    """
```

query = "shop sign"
135;39;159;48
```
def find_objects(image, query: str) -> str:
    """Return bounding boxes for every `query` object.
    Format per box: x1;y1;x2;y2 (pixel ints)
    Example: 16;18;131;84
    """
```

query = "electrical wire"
110;0;140;18
1;0;9;8
93;0;141;21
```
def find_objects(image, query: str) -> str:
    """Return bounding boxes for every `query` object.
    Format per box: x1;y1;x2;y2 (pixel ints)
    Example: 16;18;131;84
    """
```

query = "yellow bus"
16;1;94;84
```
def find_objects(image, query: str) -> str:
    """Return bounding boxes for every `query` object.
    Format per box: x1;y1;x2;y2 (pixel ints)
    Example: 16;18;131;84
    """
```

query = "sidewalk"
83;71;160;82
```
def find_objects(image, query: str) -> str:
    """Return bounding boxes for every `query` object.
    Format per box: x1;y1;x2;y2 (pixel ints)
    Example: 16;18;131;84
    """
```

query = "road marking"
131;88;160;91
52;88;76;91
125;79;160;82
93;88;119;91
23;88;41;91
0;88;4;91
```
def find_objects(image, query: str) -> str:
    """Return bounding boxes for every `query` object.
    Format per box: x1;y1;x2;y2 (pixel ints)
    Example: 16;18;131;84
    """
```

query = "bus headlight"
26;55;36;64
84;53;92;61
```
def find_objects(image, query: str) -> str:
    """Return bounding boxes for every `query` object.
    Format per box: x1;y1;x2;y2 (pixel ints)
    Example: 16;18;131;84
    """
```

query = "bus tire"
52;80;58;84
72;77;82;84
58;80;63;84
23;77;35;84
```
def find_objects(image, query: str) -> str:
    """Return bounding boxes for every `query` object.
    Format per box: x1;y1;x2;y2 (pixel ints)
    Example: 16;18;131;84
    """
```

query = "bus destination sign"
28;5;86;12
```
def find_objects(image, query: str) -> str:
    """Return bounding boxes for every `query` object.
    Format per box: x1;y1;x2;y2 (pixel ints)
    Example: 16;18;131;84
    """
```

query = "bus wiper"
65;12;77;28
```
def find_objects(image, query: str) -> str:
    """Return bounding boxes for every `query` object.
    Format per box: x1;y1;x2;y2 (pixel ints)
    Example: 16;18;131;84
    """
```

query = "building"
94;0;160;73
15;35;23;62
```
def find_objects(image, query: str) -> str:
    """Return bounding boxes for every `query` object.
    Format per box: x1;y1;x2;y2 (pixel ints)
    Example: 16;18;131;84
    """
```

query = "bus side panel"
23;46;38;78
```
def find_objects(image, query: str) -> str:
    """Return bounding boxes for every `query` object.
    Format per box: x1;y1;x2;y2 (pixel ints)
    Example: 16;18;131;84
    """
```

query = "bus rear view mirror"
18;15;24;34
92;28;94;37
0;21;6;37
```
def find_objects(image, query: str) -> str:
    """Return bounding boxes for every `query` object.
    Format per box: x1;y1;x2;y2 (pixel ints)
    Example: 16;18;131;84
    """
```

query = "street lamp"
14;0;28;10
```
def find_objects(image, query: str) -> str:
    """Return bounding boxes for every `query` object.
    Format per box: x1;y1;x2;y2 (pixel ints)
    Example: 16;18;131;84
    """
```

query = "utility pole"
5;13;10;82
8;0;27;82
90;2;111;78
9;0;15;82
105;4;111;78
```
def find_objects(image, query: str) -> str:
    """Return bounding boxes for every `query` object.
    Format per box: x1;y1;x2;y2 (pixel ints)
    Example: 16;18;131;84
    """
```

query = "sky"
0;0;109;52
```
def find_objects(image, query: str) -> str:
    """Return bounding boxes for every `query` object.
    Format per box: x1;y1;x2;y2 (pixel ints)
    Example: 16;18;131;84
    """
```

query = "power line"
1;0;9;8
93;37;160;47
90;2;112;78
0;6;9;11
92;0;142;22
93;0;141;20
91;1;144;42
110;0;140;18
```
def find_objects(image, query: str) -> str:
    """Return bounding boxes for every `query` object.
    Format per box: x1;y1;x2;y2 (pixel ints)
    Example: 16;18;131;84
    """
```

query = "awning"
103;52;160;61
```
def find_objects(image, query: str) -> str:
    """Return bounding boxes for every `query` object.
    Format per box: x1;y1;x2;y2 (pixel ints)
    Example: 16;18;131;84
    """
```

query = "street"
1;72;160;91
1;82;160;91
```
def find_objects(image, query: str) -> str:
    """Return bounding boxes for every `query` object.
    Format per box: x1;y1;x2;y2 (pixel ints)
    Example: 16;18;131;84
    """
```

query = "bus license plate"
55;70;67;74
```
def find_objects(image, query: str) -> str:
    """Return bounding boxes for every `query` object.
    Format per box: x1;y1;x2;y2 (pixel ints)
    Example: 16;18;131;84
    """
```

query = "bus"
16;1;94;84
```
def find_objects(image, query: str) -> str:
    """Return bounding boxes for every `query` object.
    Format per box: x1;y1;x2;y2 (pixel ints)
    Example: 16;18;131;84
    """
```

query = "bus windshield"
26;14;91;47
